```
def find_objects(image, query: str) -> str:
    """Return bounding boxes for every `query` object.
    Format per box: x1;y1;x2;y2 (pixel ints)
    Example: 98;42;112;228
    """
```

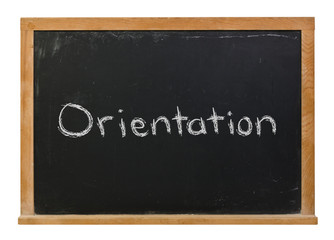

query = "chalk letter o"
236;116;253;137
58;103;93;138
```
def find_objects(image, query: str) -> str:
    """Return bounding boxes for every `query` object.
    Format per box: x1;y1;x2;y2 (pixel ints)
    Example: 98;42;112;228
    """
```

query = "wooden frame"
19;17;316;224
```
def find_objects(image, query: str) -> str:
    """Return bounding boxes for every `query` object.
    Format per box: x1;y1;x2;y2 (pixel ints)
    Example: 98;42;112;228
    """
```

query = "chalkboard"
33;30;301;215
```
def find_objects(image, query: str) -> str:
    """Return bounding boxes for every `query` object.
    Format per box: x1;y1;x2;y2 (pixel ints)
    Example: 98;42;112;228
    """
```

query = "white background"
0;0;332;239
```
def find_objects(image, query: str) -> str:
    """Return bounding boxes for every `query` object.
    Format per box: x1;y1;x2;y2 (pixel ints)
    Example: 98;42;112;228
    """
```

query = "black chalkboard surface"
34;30;301;214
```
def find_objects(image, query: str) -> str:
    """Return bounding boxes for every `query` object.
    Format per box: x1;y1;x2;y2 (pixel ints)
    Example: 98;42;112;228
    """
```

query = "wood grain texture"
18;214;317;225
21;30;34;215
20;17;314;31
301;30;315;215
19;17;316;224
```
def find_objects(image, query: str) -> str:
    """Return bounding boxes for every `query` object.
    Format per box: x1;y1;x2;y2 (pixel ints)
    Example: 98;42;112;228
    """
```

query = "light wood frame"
19;17;316;224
